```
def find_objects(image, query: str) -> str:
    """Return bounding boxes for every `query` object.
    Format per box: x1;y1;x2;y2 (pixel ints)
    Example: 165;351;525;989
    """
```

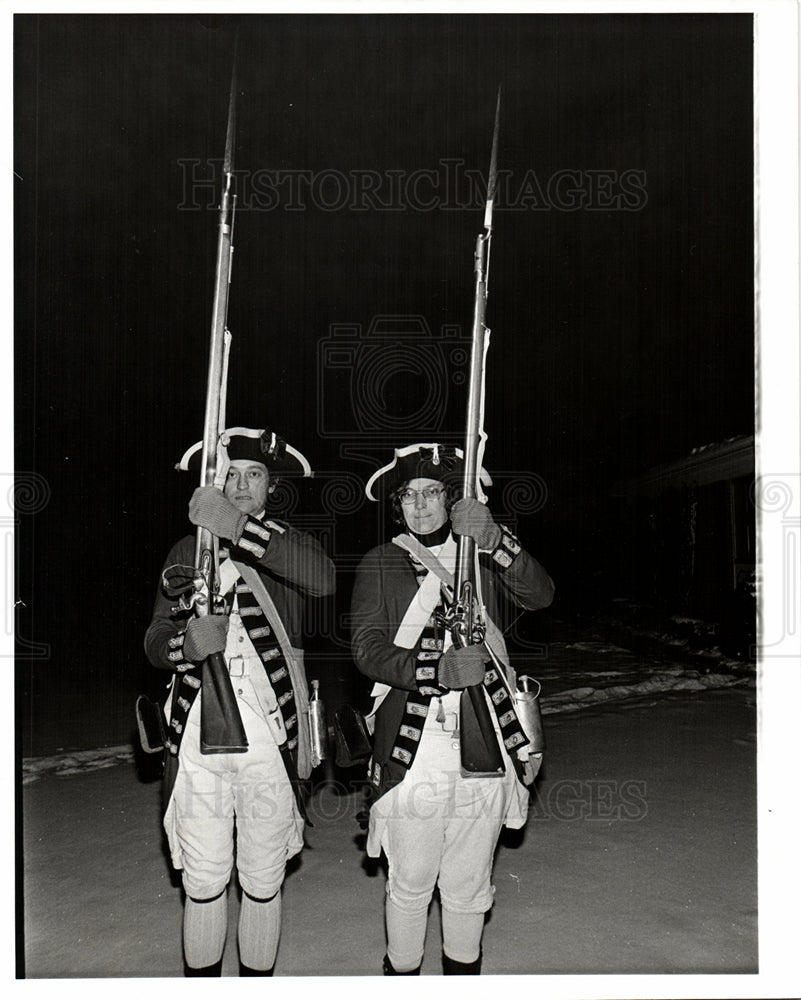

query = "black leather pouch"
135;694;168;754
333;704;373;768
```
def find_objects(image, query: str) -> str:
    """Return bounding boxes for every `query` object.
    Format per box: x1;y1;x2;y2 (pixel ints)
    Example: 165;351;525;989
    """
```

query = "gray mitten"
183;614;230;662
189;486;247;542
438;643;489;689
450;498;502;550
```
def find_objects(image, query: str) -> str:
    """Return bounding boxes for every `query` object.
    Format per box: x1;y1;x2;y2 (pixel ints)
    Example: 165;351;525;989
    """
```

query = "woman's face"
399;478;449;534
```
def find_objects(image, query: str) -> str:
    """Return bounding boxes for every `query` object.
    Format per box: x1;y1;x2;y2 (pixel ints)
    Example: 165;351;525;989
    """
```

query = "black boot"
442;950;481;975
184;958;223;977
383;954;421;975
239;963;274;976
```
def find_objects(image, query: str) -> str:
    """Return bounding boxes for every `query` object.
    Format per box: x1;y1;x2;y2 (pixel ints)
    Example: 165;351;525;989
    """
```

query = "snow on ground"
22;615;755;783
22;685;758;978
21;609;759;979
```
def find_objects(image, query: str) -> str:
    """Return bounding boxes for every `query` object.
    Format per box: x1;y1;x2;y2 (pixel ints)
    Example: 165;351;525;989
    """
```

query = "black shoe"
239;962;274;976
184;958;223;977
383;954;421;975
442;950;481;975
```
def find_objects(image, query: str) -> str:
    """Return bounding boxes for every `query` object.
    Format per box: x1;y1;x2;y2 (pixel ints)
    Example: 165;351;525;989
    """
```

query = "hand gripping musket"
450;90;507;775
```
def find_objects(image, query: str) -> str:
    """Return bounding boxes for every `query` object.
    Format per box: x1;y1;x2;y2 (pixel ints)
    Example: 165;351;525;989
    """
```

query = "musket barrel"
454;235;489;601
194;176;235;575
199;181;234;483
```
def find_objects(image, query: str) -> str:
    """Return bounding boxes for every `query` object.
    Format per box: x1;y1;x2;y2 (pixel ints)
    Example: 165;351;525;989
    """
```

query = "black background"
15;13;754;756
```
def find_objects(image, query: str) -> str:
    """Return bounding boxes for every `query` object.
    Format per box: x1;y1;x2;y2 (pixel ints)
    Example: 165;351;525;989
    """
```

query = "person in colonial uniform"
144;427;335;977
351;443;554;975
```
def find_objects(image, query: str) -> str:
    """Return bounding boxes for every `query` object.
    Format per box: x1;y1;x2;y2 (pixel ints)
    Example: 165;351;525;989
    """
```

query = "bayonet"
484;85;501;232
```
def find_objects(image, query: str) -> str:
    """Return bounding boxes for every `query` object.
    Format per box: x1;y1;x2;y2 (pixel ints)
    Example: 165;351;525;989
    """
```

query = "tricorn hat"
365;443;492;501
176;427;313;478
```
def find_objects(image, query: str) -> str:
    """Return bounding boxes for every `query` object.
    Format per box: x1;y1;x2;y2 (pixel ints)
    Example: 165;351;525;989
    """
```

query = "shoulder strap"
234;561;313;778
393;534;512;673
392;533;454;588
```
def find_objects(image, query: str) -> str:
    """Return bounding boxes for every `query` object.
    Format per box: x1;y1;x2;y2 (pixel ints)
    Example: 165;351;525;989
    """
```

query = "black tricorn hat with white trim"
365;443;492;501
176;427;313;477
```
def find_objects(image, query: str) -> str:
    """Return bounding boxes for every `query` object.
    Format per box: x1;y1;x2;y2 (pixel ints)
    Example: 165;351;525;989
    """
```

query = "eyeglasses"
397;486;445;505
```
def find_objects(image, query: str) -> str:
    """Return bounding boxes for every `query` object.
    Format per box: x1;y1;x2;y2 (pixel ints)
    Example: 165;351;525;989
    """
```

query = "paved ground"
22;685;757;980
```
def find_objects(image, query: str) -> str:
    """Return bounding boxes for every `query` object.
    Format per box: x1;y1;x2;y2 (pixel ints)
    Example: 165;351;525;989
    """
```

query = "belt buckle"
228;655;245;678
441;711;459;734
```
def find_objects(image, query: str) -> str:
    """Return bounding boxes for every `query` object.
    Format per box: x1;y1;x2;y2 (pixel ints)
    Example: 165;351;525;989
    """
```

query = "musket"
179;61;314;820
189;56;248;754
451;89;506;775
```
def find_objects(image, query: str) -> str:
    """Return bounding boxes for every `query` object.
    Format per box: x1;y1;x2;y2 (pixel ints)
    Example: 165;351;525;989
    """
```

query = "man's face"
224;460;270;516
399;477;449;535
